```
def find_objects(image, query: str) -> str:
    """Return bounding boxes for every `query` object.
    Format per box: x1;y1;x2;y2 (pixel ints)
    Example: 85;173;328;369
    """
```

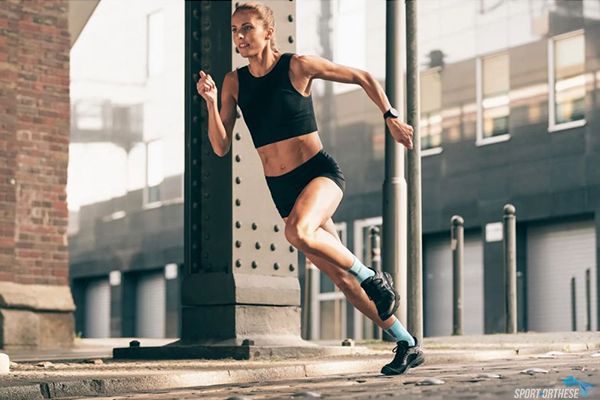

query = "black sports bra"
236;53;318;148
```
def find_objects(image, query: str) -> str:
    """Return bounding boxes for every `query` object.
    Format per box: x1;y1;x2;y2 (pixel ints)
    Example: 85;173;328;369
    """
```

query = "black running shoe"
381;337;425;376
360;269;400;321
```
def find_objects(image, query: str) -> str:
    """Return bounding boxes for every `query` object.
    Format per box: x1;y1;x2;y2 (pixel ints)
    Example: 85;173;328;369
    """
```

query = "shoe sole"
381;352;425;376
379;291;400;321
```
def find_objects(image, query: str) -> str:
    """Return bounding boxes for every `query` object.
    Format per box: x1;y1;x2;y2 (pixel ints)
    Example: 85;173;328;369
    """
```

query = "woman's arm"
197;70;238;157
293;55;413;149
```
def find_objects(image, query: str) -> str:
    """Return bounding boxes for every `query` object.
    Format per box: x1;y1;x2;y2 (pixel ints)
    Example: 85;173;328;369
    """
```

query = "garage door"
527;220;596;332
424;233;484;336
136;271;166;338
85;278;110;338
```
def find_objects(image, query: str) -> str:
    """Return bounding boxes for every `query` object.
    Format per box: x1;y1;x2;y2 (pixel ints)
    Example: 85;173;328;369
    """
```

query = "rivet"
192;224;197;230
270;244;276;251
235;133;241;140
235;259;242;268
288;35;294;43
203;193;209;199
288;15;294;22
274;225;280;232
193;95;200;103
193;159;197;165
235;240;242;248
192;244;197;250
289;264;295;271
251;223;257;230
193;116;199;124
274;263;280;270
192;137;198;144
204;233;210;240
235;221;242;229
235;177;241;184
252;261;258;269
289;245;295;253
235;155;241;162
192;262;198;269
193;202;198;208
255;242;261;250
235;199;241;206
192;180;197;187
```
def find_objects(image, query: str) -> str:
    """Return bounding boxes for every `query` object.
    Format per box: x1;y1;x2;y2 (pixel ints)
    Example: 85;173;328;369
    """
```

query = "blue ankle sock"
385;318;415;346
347;257;375;283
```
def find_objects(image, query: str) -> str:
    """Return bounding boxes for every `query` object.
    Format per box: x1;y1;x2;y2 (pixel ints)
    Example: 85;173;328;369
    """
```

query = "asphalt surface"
73;351;600;399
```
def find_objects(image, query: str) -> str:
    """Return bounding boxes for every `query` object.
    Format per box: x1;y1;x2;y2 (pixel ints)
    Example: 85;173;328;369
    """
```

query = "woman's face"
231;11;272;57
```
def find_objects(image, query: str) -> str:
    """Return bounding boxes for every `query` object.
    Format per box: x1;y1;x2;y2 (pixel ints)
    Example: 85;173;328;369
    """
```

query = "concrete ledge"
0;282;74;312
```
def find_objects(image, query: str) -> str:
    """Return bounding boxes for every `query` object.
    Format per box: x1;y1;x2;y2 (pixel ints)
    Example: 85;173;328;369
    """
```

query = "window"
420;68;442;153
147;11;165;78
477;52;510;144
549;31;585;131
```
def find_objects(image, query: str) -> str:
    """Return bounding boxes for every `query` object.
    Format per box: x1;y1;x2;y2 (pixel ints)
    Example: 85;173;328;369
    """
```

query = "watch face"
389;108;399;118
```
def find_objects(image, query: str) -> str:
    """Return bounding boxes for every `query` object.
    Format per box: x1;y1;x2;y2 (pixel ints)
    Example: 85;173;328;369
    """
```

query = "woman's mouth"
239;43;249;49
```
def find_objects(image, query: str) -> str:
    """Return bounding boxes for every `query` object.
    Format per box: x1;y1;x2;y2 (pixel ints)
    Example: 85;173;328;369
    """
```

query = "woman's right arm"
197;70;238;157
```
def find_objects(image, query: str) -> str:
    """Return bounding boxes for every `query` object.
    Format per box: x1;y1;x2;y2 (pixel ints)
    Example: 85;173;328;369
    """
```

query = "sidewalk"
1;332;599;400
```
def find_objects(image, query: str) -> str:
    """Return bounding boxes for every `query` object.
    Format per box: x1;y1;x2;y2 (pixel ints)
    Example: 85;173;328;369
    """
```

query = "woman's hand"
386;118;414;150
197;70;217;105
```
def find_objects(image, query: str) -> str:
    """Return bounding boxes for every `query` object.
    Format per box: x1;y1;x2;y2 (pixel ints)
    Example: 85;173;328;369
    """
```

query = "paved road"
84;352;600;399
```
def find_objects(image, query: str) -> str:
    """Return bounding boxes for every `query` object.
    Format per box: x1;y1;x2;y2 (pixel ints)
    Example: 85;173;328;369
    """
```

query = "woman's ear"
265;26;274;40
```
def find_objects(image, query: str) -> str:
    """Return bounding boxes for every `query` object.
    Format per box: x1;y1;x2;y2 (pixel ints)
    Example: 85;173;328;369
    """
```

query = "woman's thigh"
285;177;343;231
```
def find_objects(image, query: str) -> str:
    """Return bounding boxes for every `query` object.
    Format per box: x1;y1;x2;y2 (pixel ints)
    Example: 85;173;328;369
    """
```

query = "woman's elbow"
214;142;231;157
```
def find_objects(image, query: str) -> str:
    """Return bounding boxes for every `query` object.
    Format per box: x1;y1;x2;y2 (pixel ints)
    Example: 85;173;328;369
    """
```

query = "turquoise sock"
385;319;415;346
347;257;375;283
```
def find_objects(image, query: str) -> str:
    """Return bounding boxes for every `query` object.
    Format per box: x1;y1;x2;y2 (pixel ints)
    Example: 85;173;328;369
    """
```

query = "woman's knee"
284;219;315;251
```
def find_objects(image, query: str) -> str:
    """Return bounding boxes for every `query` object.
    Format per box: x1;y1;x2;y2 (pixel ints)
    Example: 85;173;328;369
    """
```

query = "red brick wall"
0;0;70;285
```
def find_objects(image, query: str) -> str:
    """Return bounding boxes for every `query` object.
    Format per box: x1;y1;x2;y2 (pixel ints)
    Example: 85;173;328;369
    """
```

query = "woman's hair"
233;2;278;53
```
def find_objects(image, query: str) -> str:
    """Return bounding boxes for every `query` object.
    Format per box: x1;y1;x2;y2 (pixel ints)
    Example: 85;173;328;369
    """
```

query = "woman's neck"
248;49;280;77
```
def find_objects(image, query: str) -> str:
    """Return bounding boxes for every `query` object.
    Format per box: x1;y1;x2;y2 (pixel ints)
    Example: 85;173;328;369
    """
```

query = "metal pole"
451;216;464;336
370;226;382;340
405;0;422;342
503;204;517;334
302;256;313;340
586;269;591;331
571;277;577;331
383;0;408;341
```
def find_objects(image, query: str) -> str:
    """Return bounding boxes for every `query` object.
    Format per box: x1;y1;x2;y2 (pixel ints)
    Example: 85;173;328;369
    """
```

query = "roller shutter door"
135;271;166;338
527;220;596;332
84;278;110;338
424;233;484;336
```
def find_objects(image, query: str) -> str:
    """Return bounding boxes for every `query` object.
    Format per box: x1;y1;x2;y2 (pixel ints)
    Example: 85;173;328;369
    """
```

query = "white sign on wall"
485;222;504;242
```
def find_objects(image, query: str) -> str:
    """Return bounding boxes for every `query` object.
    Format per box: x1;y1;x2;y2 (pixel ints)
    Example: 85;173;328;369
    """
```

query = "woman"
196;2;423;376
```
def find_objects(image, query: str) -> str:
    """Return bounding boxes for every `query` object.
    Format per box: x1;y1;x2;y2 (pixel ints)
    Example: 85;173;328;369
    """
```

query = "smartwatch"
383;107;399;120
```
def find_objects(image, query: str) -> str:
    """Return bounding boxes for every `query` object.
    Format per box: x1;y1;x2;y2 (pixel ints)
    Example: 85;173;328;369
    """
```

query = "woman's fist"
196;70;217;104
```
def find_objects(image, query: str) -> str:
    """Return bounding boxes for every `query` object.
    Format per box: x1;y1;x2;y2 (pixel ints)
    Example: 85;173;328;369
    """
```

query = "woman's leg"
283;177;355;269
286;216;395;330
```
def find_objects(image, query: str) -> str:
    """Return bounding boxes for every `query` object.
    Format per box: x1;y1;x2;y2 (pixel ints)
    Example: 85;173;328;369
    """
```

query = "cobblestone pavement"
81;352;600;400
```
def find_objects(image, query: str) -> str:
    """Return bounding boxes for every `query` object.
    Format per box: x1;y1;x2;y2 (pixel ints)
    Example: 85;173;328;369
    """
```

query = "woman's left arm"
294;54;413;149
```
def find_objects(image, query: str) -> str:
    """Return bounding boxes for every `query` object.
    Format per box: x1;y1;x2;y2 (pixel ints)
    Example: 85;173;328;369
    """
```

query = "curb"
0;346;590;400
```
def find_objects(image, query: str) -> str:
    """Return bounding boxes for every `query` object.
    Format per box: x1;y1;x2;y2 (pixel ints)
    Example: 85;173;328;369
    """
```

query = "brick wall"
0;0;70;286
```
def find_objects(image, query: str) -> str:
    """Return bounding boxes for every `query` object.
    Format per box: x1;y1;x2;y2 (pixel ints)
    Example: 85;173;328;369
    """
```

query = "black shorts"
265;150;346;218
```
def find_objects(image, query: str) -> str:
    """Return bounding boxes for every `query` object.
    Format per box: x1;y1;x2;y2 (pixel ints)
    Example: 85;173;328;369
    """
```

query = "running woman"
196;2;424;375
